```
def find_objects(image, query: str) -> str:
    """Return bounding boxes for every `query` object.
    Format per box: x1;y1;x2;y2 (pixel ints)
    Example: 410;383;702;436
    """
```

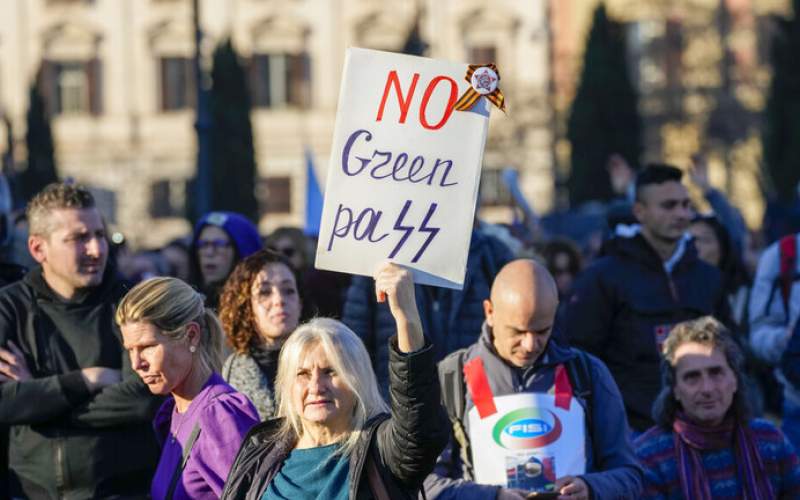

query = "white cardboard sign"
314;48;491;289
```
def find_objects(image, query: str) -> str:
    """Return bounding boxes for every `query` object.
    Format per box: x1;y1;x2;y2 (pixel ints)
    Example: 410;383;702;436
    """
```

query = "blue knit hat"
193;211;261;258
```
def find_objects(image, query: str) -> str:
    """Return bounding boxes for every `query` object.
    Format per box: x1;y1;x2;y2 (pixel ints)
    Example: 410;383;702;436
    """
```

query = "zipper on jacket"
666;274;679;302
54;436;68;495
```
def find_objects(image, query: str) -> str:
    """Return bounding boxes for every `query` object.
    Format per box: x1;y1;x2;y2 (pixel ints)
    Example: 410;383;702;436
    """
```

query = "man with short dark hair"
635;316;800;498
565;164;729;433
425;260;642;499
0;182;160;498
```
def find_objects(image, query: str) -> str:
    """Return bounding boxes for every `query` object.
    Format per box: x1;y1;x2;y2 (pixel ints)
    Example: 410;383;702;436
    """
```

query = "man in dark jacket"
426;260;642;499
564;165;728;433
342;228;513;397
0;183;160;499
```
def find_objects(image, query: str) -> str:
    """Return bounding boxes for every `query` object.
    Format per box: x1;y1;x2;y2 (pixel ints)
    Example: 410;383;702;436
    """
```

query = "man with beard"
565;165;729;434
0;183;160;498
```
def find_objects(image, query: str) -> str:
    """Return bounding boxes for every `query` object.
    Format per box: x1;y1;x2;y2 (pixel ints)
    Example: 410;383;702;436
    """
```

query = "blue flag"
304;148;323;237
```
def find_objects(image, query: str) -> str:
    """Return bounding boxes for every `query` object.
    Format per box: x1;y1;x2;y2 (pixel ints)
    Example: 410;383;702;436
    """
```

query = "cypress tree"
402;12;428;56
567;4;642;206
208;39;259;221
763;0;800;204
22;82;58;200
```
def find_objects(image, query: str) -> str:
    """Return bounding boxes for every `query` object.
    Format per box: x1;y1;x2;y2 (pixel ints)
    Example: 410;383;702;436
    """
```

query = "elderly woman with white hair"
221;262;449;499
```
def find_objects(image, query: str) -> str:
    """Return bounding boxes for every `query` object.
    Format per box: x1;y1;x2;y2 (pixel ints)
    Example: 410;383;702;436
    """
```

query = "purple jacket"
152;373;259;500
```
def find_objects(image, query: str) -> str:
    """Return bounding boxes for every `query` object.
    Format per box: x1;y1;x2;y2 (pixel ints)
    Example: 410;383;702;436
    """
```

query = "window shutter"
185;57;196;109
87;57;103;115
288;53;311;109
37;60;58;116
250;54;271;108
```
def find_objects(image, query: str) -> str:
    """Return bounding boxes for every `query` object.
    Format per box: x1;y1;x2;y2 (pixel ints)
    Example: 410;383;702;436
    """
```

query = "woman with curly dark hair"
219;249;302;419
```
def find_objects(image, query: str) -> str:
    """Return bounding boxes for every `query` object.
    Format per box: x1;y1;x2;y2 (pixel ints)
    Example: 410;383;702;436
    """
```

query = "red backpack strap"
554;364;573;411
463;357;497;419
779;235;797;312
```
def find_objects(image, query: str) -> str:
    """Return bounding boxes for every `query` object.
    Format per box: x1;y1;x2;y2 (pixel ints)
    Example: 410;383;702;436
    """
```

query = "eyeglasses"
197;238;232;252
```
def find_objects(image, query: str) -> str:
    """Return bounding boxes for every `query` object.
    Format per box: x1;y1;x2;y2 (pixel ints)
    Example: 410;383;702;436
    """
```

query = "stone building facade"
0;0;552;248
550;0;790;226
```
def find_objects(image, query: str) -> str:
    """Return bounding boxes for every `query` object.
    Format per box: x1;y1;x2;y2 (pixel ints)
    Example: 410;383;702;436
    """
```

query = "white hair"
274;318;389;457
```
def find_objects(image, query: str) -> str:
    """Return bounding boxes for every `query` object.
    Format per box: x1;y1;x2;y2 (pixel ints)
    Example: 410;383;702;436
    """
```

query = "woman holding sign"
221;262;449;500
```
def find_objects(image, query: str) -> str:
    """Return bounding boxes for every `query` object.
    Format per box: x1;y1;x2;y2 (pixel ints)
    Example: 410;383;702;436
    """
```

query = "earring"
189;346;196;353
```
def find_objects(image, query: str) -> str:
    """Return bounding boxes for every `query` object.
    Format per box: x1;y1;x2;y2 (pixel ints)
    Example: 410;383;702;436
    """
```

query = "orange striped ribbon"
453;63;506;113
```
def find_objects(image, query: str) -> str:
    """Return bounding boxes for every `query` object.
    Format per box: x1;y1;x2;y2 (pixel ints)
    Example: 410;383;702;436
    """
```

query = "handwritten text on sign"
315;48;490;289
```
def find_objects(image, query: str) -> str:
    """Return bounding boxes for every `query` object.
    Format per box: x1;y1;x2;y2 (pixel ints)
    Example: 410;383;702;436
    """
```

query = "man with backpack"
750;232;800;448
424;260;642;500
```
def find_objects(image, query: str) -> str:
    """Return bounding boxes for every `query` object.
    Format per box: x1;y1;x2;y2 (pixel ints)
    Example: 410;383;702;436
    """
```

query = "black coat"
0;266;161;499
221;339;450;500
564;233;728;431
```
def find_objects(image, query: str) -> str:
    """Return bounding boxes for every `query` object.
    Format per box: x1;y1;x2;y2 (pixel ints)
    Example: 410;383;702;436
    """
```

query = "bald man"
424;260;642;500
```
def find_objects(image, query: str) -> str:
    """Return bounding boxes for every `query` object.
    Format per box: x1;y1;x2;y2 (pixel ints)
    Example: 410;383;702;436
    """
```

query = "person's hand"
0;341;32;382
555;476;589;500
607;154;634;195
80;367;121;392
689;154;711;192
374;261;423;352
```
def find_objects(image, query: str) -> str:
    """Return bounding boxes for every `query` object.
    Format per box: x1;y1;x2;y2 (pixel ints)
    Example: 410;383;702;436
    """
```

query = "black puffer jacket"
564;233;728;431
221;339;450;500
0;266;161;499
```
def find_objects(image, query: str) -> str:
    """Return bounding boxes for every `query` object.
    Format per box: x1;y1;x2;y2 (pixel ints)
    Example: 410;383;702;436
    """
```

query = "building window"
479;169;513;207
39;59;103;115
57;63;88;113
250;53;311;109
467;45;497;64
257;176;292;214
159;57;194;111
149;179;185;218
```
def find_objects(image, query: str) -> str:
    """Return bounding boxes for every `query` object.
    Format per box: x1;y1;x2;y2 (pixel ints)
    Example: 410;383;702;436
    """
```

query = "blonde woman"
117;277;259;500
221;262;449;500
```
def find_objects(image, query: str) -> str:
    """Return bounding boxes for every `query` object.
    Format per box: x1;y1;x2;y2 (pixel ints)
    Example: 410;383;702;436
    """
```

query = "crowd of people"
0;158;799;499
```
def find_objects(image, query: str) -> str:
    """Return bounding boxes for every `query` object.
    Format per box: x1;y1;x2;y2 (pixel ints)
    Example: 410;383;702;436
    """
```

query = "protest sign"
315;47;494;289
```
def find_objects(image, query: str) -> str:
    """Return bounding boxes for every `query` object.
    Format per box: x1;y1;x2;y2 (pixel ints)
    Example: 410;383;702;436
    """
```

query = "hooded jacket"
564;232;727;431
0;266;161;499
190;211;262;307
425;324;643;500
221;339;450;500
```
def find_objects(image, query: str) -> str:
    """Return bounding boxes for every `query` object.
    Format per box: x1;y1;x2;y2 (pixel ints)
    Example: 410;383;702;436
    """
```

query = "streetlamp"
192;0;212;221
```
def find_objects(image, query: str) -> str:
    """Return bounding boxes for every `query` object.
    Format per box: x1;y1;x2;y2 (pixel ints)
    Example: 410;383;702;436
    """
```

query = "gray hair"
652;316;751;427
274;318;389;457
